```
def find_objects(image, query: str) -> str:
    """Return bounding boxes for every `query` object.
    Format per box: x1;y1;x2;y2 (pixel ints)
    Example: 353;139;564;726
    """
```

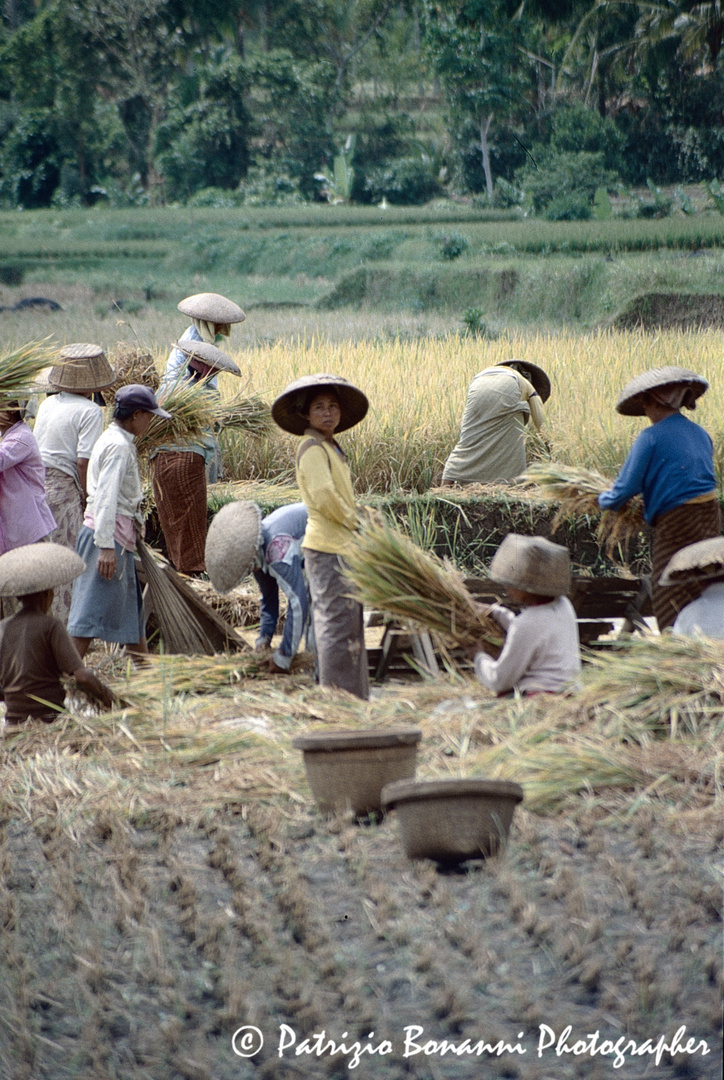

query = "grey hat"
49;343;115;392
498;359;551;403
116;383;172;419
272;373;369;436
173;339;241;377
0;543;85;597
177;293;246;325
489;533;571;597
616;366;708;416
659;537;724;586
205;501;263;594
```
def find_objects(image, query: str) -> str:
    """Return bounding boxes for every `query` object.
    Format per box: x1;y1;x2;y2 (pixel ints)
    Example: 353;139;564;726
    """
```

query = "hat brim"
272;377;369;436
173;341;241;377
178;293;246;324
498;360;551;403
616;369;709;416
0;543;86;596
206;502;263;593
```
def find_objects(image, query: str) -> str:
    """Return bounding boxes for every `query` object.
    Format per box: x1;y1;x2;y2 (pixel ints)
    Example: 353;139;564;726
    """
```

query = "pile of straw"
105;342;160;401
136;379;217;457
214;394;271;437
187;578;275;628
522;462;646;556
0;340;58;403
344;517;504;654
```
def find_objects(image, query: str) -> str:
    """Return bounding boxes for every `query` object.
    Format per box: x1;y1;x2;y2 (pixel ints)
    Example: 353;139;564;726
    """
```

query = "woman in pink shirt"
0;402;56;555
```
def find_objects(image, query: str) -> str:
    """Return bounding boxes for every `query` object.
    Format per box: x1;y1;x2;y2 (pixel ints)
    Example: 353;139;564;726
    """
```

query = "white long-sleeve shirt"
85;424;143;549
474;596;581;694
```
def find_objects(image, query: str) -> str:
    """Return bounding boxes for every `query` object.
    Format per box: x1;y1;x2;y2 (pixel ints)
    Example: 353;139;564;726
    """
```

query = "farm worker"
442;359;550;486
68;384;171;659
160;292;246;395
205;500;312;672
0;399;56;556
32;343;115;621
659;537;724;639
469;533;581;696
0;543;115;730
272;374;370;700
152;340;241;575
598;366;718;631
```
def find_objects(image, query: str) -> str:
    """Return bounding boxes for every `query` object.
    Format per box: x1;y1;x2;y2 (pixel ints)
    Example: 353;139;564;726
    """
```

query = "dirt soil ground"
1;678;721;1080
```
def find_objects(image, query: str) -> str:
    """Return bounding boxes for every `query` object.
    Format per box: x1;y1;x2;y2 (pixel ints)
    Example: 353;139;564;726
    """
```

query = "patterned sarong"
152;451;207;573
303;549;369;700
652;497;721;630
45;467;84;623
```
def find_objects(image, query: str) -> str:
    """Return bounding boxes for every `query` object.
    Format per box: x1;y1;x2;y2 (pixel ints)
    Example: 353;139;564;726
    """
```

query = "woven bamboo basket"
381;778;524;865
292;727;422;816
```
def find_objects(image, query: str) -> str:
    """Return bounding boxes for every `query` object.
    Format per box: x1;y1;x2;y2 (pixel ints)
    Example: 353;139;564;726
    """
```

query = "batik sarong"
152;451;207;573
652;496;721;630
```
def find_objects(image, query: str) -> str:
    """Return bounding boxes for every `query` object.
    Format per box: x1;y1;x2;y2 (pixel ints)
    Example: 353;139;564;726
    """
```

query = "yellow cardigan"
296;429;359;554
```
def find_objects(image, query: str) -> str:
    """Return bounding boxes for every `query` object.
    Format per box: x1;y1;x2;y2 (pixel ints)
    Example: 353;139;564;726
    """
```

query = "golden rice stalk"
136;379;217;457
0;340;59;403
345;517;504;653
522;461;646;556
104;341;160;402
213;393;271;437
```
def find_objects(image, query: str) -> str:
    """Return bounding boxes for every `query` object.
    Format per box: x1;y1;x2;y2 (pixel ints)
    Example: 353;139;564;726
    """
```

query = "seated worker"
659;537;724;639
205;500;312;673
470;533;581;695
0;543;115;730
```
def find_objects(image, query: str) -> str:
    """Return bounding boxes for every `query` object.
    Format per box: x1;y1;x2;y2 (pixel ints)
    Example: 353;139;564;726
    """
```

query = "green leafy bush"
364;157;441;205
515;150;618;216
436;231;469;260
544;193;592;221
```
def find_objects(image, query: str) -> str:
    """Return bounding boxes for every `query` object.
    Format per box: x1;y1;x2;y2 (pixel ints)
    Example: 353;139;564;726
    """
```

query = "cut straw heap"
345;517;504;654
136;379;217;457
0;340;59;403
213;394;271;437
522;462;645;556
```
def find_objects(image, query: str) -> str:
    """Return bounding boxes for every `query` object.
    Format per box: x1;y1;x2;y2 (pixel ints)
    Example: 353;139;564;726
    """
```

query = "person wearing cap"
0;543;115;729
598;366;719;631
0;400;56;560
206;500;311;672
442;360;550;486
272;374;370;700
159;292;246;397
659;538;724;639
67;384;171;658
152;340;241;575
468;533;581;696
32;344;114;621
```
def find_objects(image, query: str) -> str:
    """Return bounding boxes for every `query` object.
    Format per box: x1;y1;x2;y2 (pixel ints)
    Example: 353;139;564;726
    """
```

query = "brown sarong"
652;496;721;630
303;548;369;700
152;451;207;573
45;467;84;623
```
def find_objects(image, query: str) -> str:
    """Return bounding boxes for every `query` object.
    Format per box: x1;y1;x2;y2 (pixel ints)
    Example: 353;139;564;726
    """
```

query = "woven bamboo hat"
616;366;708;416
177;293;246;324
272;373;369;436
0;543;85;597
489;533;571;597
498;359;551;402
659;537;724;586
173;339;241;377
48;343;115;392
205;501;263;594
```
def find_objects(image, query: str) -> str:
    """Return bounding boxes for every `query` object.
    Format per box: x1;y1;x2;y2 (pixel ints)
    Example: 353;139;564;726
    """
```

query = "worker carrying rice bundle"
469;533;581;696
598;366;719;631
206;500;312;673
659;537;724;639
68;385;171;660
442;359;550;486
0;543;114;730
272;374;370;700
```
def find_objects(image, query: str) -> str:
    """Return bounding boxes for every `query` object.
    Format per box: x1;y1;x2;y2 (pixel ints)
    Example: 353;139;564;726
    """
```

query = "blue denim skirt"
67;526;145;644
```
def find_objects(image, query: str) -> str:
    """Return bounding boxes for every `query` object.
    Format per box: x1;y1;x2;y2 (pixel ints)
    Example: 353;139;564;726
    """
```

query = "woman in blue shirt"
598;366;719;630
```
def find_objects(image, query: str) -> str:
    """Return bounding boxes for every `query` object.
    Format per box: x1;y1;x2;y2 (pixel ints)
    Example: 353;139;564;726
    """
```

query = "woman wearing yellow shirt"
272;374;369;699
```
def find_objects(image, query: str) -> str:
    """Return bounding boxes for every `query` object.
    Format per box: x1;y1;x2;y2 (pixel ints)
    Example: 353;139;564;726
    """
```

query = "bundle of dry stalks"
522;462;646;556
137;541;222;655
345;517;504;653
0;340;58;402
105;342;160;400
213;393;271;437
136;379;217;457
186;579;263;627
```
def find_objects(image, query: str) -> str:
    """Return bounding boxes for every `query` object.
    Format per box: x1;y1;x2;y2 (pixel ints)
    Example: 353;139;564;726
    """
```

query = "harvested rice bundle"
213;394;271;437
104;342;160;402
0;340;58;403
345;517;504;653
136;378;217;457
186;577;269;628
522;461;646;556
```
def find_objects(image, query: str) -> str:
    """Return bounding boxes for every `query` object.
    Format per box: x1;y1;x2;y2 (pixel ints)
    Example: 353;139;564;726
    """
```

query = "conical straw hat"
488;533;571;597
206;501;263;594
48;343;115;392
177;293;246;324
659;537;724;585
498;359;551;402
272;373;369;436
0;543;85;597
172;339;241;376
616;366;708;416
